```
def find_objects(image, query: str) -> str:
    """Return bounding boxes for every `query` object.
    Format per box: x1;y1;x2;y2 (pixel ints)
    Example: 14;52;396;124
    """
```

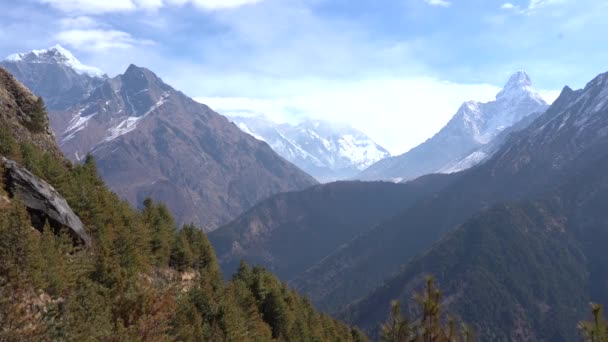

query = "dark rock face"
1;157;90;247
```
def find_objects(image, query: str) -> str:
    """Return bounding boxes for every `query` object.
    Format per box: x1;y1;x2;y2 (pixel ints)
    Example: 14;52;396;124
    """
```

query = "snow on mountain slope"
6;44;104;77
357;71;549;182
1;44;107;136
229;116;391;182
3;45;318;230
438;107;544;174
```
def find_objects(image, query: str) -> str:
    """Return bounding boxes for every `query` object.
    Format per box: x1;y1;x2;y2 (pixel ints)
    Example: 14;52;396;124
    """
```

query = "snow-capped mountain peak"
496;70;544;103
228;115;391;182
505;70;532;87
5;44;104;77
456;70;548;144
356;71;549;182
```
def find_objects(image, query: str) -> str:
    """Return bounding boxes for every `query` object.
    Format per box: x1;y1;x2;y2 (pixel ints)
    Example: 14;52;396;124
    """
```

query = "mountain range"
356;71;548;182
228;116;390;182
210;70;608;340
344;73;608;340
4;44;608;341
0;67;363;341
1;46;317;230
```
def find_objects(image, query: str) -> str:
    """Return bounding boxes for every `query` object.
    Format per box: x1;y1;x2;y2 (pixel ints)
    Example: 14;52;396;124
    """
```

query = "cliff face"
0;67;62;159
0;67;89;247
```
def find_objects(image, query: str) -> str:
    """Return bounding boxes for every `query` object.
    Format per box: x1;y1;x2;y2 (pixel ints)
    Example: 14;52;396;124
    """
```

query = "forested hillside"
0;67;365;341
341;73;608;340
210;175;456;281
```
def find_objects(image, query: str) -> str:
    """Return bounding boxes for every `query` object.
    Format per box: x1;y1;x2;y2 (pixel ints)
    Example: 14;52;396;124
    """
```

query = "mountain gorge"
229;116;390;182
356;71;548;182
2;46;317;230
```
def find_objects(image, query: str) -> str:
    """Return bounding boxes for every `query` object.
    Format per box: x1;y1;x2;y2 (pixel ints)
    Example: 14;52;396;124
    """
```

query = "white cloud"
53;14;154;52
39;0;263;13
196;77;502;154
424;0;451;7
528;0;562;10
502;0;566;14
58;16;99;29
40;0;136;13
56;29;153;51
538;89;561;103
166;0;263;10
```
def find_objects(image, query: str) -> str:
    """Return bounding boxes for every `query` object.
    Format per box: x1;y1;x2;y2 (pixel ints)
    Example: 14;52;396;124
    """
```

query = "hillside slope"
0;66;365;342
293;72;608;316
348;151;608;340
210;175;457;280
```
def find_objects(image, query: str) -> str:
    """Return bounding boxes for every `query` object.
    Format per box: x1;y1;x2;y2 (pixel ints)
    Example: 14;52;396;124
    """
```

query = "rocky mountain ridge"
2;47;318;230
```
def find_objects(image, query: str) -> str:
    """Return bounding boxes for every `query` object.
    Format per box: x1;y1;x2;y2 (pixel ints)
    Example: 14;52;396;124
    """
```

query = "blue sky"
1;0;607;154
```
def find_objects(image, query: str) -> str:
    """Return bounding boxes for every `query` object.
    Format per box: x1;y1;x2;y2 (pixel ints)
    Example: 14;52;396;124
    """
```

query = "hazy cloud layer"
39;0;264;13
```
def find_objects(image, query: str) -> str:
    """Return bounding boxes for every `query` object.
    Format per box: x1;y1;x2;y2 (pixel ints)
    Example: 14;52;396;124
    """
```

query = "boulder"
1;157;91;247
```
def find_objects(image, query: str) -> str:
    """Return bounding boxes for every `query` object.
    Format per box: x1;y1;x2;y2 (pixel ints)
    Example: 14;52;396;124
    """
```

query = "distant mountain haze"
357;71;549;182
229;115;390;182
1;46;318;231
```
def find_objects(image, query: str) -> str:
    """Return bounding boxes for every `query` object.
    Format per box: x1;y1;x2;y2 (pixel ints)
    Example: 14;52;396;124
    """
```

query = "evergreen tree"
38;223;72;296
0;126;18;158
380;301;412;342
580;304;608;342
143;198;174;267
171;298;205;341
27;97;47;133
380;277;474;342
0;120;365;341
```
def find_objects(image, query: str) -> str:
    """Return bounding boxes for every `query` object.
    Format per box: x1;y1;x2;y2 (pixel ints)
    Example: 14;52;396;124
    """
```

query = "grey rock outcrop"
1;157;90;247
